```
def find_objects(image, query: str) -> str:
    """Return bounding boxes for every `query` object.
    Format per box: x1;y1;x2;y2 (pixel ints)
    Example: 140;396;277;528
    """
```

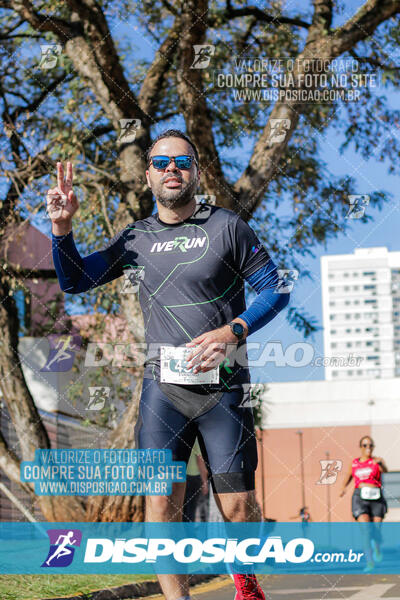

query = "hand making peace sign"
47;161;79;234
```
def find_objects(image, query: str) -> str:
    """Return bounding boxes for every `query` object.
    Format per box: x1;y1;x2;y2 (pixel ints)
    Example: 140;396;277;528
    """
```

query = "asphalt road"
183;574;400;600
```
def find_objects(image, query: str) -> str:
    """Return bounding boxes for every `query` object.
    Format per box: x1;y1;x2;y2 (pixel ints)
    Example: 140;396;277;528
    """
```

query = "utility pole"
326;450;331;522
296;430;305;508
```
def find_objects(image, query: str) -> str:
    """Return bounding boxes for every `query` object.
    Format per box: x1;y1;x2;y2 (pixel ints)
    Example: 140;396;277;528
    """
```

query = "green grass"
0;574;157;600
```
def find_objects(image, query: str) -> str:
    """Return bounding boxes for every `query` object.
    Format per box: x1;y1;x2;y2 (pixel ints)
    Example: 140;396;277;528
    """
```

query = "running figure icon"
45;531;77;566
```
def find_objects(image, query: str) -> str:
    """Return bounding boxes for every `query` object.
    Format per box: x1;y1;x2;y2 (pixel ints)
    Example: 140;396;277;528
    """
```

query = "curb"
41;573;222;600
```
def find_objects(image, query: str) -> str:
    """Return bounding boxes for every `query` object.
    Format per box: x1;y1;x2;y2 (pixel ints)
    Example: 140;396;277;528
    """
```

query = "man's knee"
226;494;249;521
146;494;171;514
145;483;186;520
216;489;260;522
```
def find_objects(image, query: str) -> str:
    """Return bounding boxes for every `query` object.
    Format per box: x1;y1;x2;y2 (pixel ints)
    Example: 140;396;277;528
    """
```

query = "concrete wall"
255;424;371;522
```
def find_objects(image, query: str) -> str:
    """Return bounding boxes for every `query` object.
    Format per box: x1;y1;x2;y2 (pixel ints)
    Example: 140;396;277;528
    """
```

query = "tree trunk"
0;278;86;521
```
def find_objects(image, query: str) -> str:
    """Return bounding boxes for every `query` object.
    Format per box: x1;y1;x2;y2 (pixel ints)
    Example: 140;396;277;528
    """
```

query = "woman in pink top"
340;435;388;570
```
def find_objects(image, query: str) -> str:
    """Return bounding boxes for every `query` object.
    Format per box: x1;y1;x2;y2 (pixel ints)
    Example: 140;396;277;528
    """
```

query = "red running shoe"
232;573;265;600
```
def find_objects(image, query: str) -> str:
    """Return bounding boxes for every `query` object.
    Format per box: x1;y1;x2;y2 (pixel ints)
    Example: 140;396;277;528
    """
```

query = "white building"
321;247;400;380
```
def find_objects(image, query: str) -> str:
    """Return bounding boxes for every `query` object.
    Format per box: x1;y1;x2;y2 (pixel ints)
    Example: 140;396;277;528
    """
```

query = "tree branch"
232;0;400;219
64;0;149;125
138;14;183;117
11;73;72;120
3;264;57;280
176;0;236;209
0;33;42;39
310;0;333;32
330;0;400;57
209;1;310;29
349;48;400;72
4;0;79;42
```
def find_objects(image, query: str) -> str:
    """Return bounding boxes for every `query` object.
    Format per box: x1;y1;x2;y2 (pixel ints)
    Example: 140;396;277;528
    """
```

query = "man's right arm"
52;232;122;293
49;161;123;293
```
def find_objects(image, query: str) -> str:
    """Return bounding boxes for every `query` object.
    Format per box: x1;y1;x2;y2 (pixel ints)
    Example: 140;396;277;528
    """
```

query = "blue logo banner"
1;522;400;574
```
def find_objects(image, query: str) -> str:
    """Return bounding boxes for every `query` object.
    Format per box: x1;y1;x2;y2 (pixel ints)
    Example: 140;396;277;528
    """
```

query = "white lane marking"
269;588;361;595
267;584;395;597
350;584;395;599
287;598;398;600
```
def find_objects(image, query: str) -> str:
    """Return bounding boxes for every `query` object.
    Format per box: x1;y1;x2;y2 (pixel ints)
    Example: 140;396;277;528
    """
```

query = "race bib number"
360;487;381;500
160;346;219;385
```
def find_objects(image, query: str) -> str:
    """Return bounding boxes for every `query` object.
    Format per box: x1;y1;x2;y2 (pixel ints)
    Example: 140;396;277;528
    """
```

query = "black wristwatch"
228;321;245;340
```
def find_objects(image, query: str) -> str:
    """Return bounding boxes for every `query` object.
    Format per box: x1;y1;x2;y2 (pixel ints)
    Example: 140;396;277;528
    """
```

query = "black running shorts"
352;488;388;520
134;378;258;493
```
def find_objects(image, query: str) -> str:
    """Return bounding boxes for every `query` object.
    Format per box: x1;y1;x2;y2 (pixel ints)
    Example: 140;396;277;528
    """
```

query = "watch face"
232;323;244;336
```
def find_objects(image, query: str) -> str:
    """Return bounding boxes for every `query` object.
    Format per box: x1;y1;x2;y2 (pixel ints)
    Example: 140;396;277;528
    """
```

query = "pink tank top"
352;457;382;488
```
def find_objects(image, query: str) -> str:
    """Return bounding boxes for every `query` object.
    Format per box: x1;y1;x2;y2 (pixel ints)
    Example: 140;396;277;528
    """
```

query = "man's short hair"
146;129;199;166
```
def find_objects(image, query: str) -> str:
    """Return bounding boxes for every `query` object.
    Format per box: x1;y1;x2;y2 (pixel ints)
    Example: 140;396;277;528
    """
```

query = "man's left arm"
186;261;290;372
235;260;290;337
186;215;290;372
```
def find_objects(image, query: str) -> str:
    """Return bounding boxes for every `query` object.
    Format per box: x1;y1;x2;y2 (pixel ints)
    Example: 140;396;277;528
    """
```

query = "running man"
49;129;290;600
340;435;388;571
45;531;77;566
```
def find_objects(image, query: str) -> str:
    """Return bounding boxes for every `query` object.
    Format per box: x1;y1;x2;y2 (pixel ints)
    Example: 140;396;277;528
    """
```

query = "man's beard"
155;178;197;209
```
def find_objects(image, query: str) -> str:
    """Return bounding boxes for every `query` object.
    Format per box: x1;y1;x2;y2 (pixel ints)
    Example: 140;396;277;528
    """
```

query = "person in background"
289;506;311;536
340;435;388;572
289;506;312;522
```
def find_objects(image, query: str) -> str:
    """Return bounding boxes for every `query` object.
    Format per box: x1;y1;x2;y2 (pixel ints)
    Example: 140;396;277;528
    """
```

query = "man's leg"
213;488;261;522
194;387;264;599
145;481;190;600
214;488;265;600
136;379;197;600
182;475;202;522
